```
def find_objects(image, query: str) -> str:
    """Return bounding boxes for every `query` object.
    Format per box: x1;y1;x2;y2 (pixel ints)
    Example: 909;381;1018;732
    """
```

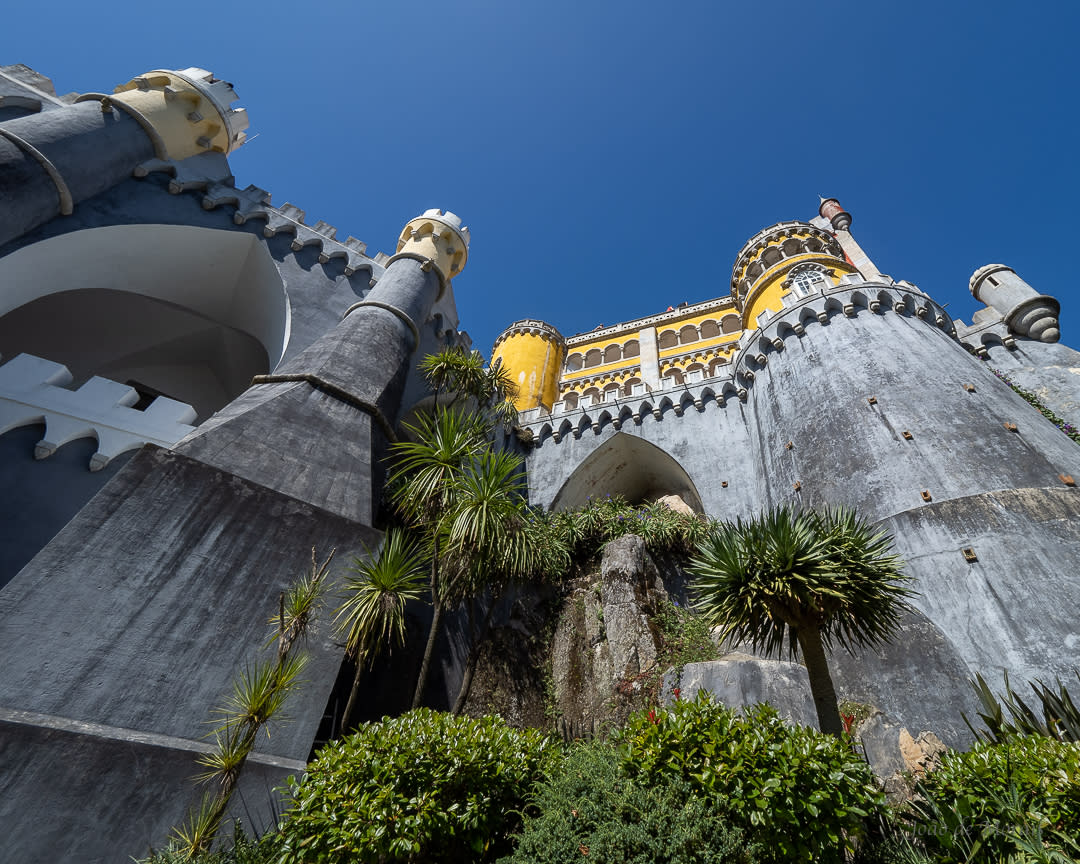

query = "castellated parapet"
389;208;470;287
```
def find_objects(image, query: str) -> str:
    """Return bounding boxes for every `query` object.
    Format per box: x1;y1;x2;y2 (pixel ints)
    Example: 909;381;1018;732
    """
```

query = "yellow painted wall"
743;254;858;327
562;303;742;386
492;331;564;412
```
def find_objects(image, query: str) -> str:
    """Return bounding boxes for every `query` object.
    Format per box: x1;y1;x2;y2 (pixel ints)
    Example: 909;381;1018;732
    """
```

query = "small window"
789;265;828;298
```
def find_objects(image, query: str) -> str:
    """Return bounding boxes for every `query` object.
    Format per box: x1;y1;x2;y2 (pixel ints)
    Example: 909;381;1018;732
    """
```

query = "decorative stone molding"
0;354;197;471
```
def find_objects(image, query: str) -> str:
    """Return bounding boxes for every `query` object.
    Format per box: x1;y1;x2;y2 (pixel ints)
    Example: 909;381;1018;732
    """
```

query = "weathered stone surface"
664;654;818;728
856;710;948;805
550;535;666;738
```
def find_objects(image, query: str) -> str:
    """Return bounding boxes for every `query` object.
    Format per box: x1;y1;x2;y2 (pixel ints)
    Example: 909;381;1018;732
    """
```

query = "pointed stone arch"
549;432;704;512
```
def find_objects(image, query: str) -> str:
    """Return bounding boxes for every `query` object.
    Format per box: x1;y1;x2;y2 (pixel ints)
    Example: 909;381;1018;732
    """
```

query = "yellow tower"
492;320;566;412
730;220;857;329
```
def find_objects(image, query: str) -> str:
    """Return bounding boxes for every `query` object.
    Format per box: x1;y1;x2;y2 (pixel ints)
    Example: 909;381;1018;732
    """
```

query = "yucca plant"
688;505;913;736
335;529;427;730
164;549;333;858
967;671;1080;744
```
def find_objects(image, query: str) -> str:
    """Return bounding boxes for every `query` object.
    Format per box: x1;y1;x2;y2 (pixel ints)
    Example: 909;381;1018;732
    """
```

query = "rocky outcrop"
550;535;668;738
663;654;818;727
856;710;948;802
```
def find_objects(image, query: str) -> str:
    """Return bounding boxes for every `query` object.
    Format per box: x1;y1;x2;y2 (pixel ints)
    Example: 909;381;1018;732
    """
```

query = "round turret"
389;209;469;290
108;67;249;160
818;196;852;231
970;264;1060;343
729;221;854;327
491;319;566;412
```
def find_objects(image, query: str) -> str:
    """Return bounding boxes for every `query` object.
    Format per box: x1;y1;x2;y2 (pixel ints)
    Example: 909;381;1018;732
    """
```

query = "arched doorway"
549;432;704;512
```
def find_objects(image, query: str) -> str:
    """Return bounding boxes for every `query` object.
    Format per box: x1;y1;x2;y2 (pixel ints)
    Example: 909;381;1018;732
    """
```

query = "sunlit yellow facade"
493;214;862;412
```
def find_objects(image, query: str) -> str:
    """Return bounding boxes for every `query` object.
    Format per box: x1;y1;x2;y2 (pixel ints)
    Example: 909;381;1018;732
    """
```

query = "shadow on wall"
0;424;134;588
549;432;704;512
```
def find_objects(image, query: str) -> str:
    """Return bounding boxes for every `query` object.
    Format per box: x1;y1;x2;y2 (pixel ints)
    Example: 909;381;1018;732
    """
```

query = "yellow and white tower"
491;320;566;412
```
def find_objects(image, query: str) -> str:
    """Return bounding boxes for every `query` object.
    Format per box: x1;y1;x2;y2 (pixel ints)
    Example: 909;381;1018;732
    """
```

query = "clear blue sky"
6;1;1077;355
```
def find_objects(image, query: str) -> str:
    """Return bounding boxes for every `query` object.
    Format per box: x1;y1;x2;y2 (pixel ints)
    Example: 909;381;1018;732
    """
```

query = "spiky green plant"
688;505;913;736
335;530;427;730
164;549;332;858
967;671;1080;744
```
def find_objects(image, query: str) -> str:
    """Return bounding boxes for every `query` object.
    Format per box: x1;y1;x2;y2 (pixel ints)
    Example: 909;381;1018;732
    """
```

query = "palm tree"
438;448;551;714
388;406;488;708
388;348;524;709
334;529;427;730
689;505;913;736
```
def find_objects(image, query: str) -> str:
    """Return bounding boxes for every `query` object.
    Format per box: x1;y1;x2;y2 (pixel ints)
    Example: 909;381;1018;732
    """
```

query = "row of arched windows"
564;315;741;372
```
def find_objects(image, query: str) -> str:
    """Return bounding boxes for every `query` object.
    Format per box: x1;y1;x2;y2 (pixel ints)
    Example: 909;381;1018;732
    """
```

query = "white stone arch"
0;225;289;420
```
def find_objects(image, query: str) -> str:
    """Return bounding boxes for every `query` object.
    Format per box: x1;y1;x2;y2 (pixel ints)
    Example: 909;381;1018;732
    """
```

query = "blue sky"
6;1;1077;355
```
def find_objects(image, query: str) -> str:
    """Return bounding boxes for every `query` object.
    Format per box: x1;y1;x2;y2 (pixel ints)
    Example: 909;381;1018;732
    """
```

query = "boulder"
664;653;818;728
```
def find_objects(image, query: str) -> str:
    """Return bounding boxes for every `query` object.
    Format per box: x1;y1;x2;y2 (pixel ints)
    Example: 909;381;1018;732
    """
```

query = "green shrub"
614;692;887;863
501;742;760;864
908;734;1080;862
271;709;556;863
967;671;1080;743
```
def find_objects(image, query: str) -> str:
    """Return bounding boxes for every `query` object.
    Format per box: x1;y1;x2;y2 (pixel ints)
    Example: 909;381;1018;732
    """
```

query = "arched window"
584;349;602;368
603;344;621;364
565;353;584;372
658;330;678;349
789;265;829;298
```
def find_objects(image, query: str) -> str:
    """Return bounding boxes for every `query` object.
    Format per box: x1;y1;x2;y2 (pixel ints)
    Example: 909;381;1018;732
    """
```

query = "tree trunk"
340;653;366;733
412;600;443;709
451;592;500;715
411;543;442;709
796;626;844;737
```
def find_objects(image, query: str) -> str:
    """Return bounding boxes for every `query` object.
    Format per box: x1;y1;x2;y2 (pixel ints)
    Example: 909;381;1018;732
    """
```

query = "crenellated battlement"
0;353;197;471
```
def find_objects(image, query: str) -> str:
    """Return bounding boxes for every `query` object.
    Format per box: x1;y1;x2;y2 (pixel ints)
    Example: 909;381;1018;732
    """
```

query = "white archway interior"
0;225;289;420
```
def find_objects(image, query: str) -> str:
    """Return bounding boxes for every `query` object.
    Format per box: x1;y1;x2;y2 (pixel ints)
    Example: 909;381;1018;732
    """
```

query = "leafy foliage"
271;709;556;863
689;505;912;657
158;549;332;858
614;692;887;863
539;494;715;574
907;735;1080;862
967;671;1080;744
141;826;276;863
655;599;720;690
336;530;427;661
502;742;761;864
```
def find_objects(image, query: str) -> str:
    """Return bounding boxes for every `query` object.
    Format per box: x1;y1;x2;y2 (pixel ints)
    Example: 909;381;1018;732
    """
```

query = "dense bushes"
908;734;1080;862
615;692;887;863
502;743;759;864
270;709;556;863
